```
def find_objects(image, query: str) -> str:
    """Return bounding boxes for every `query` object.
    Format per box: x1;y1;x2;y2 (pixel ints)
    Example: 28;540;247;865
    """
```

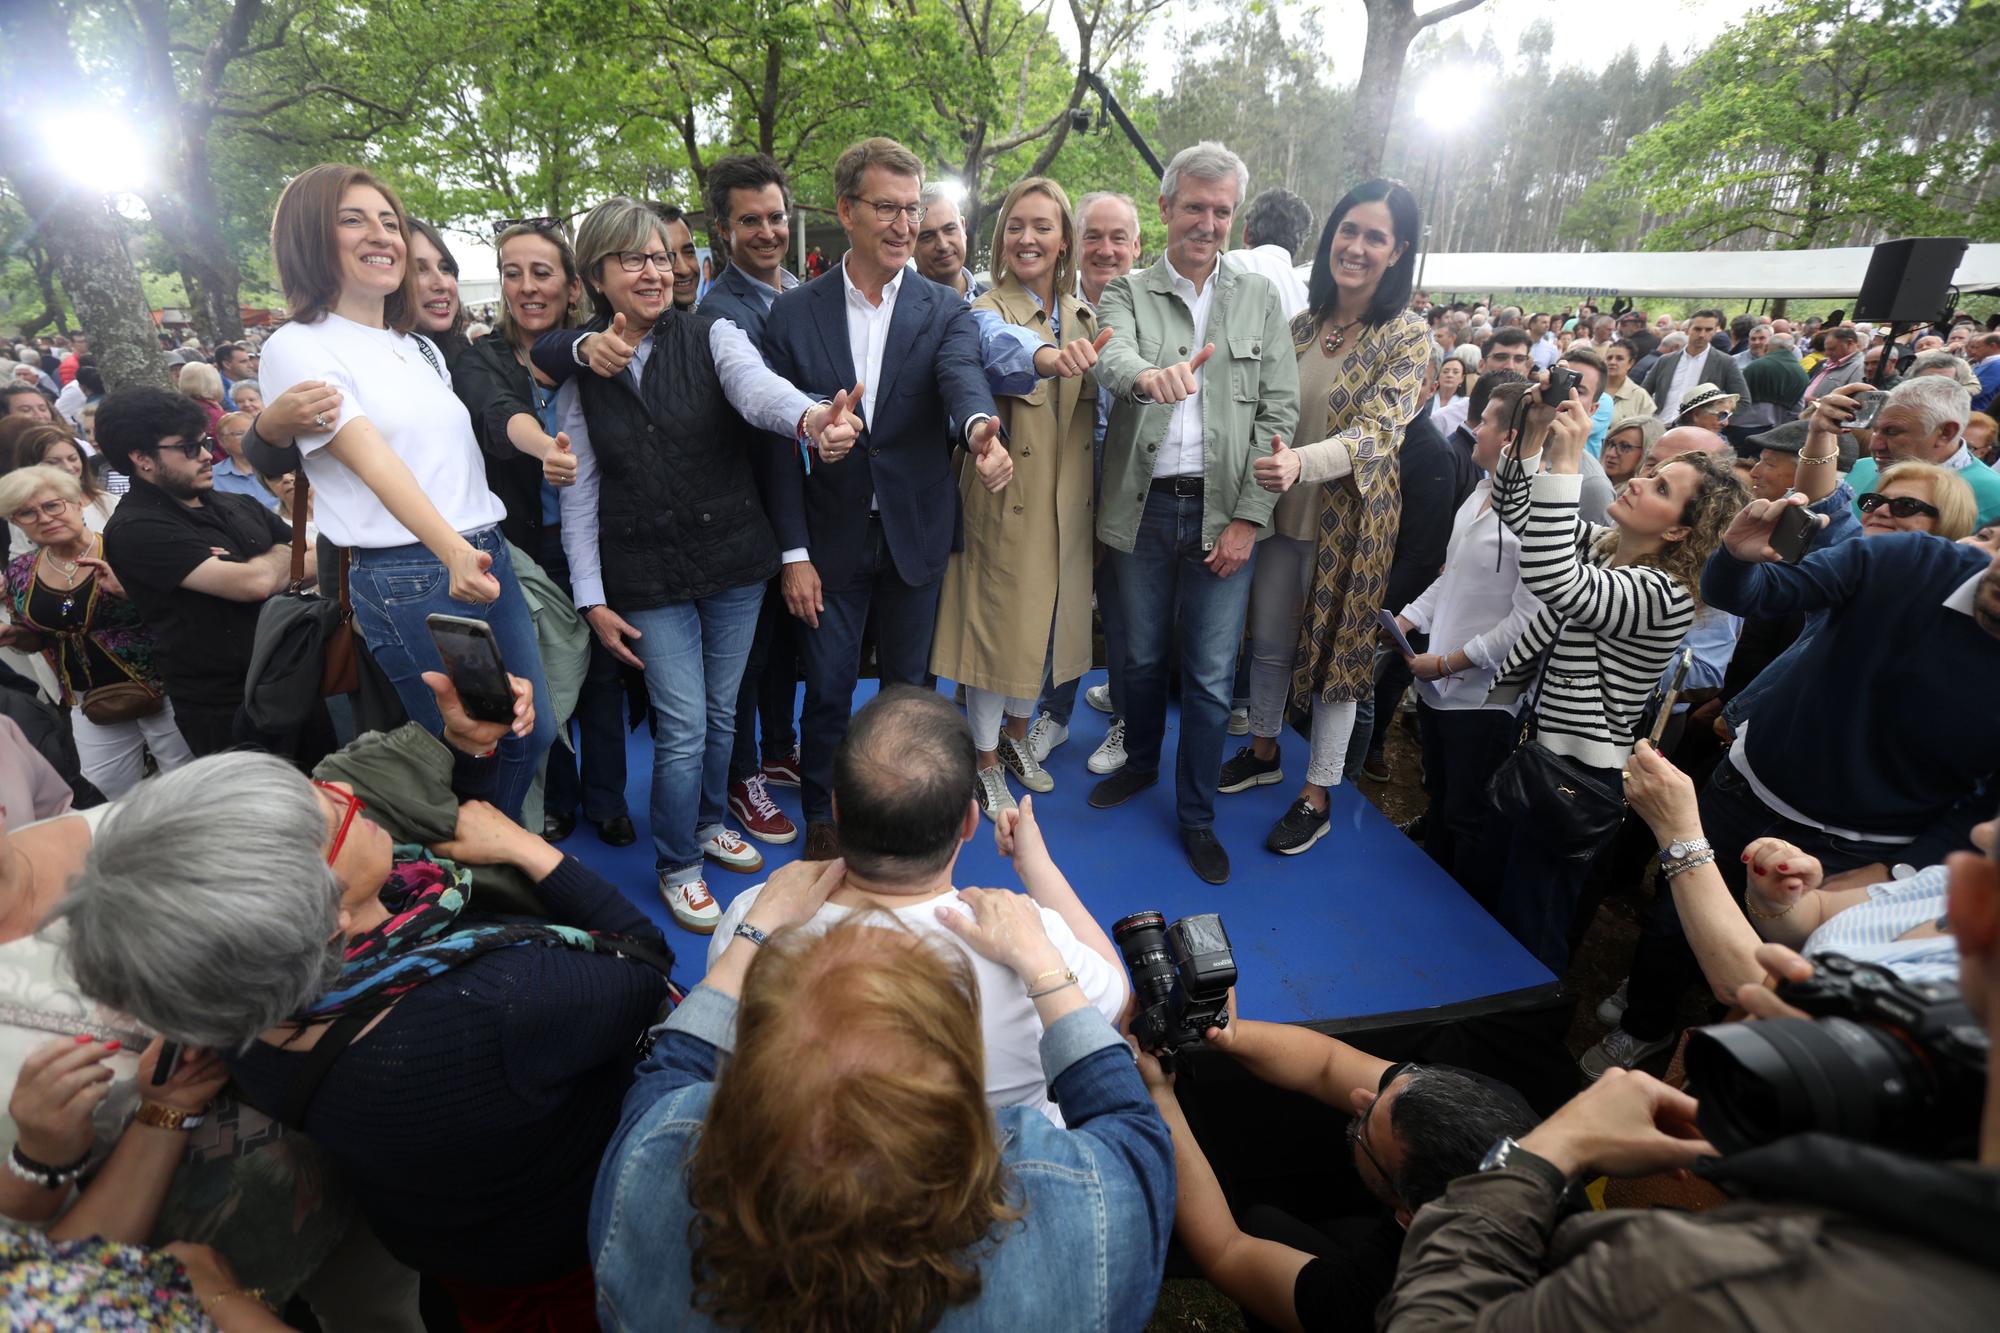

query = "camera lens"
1113;911;1177;1010
1686;1017;1928;1155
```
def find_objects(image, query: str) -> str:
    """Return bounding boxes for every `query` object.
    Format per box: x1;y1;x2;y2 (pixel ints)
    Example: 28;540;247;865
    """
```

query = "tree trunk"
0;0;168;388
1345;1;1489;182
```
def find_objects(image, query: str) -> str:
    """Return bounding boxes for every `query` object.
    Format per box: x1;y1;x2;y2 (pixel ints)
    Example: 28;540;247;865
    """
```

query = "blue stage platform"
565;672;1555;1030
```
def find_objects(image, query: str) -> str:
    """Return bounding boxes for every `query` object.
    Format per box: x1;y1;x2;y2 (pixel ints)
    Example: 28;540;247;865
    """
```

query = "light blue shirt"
1802;863;1956;985
1659;604;1741;713
209;455;278;511
557;319;819;608
1586;391;1614;458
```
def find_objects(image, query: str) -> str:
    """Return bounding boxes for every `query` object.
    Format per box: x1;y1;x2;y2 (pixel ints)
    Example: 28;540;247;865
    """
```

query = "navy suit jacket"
760;268;995;588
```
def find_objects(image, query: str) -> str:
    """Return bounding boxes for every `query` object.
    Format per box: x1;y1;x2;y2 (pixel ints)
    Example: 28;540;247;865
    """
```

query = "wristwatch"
133;1101;206;1132
1658;837;1711;866
733;921;769;949
1477;1136;1569;1195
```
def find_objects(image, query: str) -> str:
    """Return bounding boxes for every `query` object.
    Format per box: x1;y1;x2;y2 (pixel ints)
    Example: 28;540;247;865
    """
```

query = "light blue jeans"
348;525;555;823
624;581;764;884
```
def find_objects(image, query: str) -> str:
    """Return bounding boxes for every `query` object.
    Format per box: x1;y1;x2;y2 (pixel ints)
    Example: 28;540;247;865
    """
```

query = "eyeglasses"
10;498;72;525
1603;438;1644;455
312;780;367;866
733;211;790;231
852;197;922;226
612;250;671;274
1858;492;1941;521
1346;1084;1399;1207
147;441;208;461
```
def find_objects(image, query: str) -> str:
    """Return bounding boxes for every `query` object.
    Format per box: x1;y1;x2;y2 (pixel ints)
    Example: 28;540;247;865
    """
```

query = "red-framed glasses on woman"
311;781;366;866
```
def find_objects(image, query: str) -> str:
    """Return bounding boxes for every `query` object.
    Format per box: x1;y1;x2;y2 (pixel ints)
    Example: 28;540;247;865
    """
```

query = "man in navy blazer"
760;137;1010;854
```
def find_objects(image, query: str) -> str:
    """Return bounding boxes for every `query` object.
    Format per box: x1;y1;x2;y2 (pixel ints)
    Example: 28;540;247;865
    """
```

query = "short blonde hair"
0;463;83;518
1875;459;1977;541
177;361;224;403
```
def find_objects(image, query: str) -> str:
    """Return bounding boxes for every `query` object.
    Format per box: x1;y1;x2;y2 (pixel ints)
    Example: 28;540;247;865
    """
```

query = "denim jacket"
589;986;1175;1332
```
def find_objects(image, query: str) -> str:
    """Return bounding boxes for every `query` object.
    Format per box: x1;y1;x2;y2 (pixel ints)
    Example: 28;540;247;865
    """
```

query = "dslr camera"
1113;910;1237;1058
1685;953;1989;1159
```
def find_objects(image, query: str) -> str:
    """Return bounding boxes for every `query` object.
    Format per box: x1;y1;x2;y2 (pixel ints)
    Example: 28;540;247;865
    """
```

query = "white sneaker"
659;876;721;933
1228;707;1250;736
1578;1025;1676;1082
975;765;1017;821
1595;978;1631;1027
701;827;764;873
1026;711;1068;762
998;733;1054;793
1085;683;1113;715
1087;719;1128;774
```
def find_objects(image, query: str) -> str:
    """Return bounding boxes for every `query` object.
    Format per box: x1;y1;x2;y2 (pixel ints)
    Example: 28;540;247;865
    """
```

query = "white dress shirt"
1157;257;1219;480
1659;346;1708;421
1397;482;1541;711
1223;245;1308;320
557;319;816;608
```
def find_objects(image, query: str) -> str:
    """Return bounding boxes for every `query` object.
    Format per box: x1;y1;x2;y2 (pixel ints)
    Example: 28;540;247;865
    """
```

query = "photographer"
1380;817;2000;1332
1138;992;1535;1333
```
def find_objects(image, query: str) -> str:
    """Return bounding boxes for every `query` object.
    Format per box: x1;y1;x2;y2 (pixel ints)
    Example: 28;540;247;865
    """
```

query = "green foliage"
1585;0;2000;250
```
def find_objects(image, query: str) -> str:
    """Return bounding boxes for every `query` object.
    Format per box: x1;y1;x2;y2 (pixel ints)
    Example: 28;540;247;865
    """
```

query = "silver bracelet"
1660;849;1717;881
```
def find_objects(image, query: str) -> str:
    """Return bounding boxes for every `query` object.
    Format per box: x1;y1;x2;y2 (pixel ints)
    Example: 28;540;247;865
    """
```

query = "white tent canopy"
1396;243;2000;301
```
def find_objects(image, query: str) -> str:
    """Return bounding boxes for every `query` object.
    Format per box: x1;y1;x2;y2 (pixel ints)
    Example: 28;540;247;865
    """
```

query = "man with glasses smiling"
1135;995;1537;1333
95;386;329;762
760;136;1006;860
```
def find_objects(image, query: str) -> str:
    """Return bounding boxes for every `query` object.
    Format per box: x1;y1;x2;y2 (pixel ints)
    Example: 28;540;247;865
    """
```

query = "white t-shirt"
709;884;1127;1125
1223;244;1309;321
256;314;505;549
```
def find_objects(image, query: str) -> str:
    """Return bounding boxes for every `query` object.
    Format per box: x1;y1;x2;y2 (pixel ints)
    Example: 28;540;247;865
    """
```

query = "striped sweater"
1488;447;1694;771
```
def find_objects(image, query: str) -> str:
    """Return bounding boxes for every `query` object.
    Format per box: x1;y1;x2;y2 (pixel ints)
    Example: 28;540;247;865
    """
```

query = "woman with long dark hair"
1226;179;1430;856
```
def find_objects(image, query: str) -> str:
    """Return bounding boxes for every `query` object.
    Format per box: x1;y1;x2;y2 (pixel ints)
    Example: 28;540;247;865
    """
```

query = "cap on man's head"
1747;419;1812;456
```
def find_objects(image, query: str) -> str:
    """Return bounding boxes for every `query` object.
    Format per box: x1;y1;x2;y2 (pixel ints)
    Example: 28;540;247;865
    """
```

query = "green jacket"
1094;254;1300;552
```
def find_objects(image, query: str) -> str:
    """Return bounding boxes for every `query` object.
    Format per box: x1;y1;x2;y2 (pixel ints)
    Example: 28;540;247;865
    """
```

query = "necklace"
1321;317;1365;356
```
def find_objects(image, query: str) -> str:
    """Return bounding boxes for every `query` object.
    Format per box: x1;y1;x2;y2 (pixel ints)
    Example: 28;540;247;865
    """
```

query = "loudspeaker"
1854;237;1968;323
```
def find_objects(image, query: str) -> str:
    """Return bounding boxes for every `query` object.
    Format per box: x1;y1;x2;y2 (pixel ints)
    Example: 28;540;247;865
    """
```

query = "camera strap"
1696;1133;2000;1275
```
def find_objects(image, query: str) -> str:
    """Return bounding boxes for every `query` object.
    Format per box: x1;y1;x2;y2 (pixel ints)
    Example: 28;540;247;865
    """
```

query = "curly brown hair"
686;914;1022;1332
1593;449;1747;609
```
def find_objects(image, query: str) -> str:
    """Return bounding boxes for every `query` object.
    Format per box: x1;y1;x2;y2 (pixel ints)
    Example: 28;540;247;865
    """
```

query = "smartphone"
425;613;515;724
151;1040;182;1087
1768;502;1817;564
1846;389;1889;430
1648;649;1696;746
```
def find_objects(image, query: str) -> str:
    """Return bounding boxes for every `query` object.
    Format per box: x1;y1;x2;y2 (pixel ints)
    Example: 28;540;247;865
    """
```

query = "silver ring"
313;413;329;430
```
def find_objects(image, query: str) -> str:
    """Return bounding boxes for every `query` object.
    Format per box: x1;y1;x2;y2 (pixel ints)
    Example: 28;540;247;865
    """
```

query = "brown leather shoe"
803;820;840;861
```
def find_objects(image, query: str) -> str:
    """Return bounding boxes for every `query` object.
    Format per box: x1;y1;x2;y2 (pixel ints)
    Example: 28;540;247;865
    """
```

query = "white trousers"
1245;532;1357;789
72;698;195;799
965;687;1036;753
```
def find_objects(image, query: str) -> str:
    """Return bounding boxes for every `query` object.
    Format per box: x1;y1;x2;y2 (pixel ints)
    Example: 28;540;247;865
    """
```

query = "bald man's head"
831;685;975;882
1649;425;1730;469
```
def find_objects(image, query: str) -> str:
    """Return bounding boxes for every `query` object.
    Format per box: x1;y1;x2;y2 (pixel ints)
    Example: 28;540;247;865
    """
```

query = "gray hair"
1160;141;1249;207
1887;374;1972;439
1075;190;1140;235
0;463;82;516
53;753;343;1049
917;182;958;213
1660;331;1689;354
230;378;261;399
1771;333;1797;351
1448;344;1480;376
1240;186;1313;257
1907;350;1980;392
574;196;673;316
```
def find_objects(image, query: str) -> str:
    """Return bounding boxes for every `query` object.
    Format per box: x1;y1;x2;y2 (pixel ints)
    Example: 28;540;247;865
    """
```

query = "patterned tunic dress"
1288;309;1431;711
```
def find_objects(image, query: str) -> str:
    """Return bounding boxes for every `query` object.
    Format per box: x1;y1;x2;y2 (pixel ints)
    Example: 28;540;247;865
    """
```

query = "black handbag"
1484;620;1627;861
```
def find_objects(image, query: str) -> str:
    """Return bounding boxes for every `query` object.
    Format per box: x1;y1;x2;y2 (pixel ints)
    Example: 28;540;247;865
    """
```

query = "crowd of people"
0;129;1995;1331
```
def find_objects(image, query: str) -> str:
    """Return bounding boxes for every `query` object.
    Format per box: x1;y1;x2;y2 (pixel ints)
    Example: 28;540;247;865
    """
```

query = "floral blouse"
5;549;164;705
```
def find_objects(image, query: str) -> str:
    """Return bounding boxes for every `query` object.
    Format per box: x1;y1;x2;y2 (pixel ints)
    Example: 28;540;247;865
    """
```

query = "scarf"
300;846;607;1022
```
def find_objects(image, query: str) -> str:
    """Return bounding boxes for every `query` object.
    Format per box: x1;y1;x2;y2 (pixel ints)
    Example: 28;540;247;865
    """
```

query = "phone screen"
426;615;514;724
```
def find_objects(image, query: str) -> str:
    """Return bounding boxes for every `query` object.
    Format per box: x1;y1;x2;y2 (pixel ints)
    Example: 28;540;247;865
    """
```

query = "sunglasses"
1858;492;1941;521
312;780;367;865
147;441;209;462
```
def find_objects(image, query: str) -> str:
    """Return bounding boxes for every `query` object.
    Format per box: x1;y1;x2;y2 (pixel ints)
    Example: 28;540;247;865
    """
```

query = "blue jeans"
1113;491;1258;830
625;581;764;882
728;580;799;783
1042;554;1129;725
348;525;554;824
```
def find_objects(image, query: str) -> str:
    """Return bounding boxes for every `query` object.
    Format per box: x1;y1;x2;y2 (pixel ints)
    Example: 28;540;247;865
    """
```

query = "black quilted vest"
574;311;778;610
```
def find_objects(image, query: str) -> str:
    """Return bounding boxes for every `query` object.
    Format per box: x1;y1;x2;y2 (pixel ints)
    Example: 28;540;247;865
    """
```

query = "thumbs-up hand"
808;382;864;463
969;416;1012;493
582;313;636;378
1035;325;1116;379
1135;342;1213;405
1253;433;1300;493
543;431;578;487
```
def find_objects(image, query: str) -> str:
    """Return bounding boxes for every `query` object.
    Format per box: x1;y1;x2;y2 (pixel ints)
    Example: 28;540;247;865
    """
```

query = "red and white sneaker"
728;774;797;845
760;749;802;788
659;877;720;934
702;827;764;873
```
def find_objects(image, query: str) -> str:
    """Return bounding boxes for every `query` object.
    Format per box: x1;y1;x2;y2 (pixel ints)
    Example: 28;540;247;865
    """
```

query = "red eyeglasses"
311;780;366;865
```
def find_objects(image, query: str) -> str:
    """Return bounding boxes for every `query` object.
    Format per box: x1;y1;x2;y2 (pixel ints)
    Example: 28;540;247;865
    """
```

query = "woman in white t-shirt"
257;164;553;821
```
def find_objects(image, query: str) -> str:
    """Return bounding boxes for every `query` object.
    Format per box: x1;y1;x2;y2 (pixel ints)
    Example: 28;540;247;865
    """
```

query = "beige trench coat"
930;278;1099;698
